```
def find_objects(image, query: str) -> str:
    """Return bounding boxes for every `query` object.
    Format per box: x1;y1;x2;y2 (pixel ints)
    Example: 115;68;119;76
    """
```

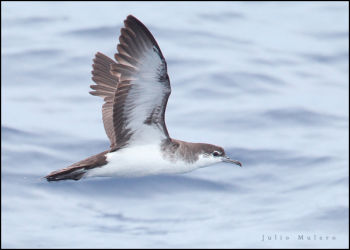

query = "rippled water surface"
2;2;349;248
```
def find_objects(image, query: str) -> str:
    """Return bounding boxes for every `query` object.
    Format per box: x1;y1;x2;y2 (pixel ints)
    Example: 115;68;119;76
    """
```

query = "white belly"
85;144;205;178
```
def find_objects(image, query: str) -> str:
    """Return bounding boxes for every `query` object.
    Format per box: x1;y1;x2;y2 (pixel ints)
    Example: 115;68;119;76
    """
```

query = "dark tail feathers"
45;150;109;181
45;168;86;181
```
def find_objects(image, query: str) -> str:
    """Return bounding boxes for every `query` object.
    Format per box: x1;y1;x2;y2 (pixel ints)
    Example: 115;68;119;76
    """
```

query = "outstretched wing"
90;15;171;151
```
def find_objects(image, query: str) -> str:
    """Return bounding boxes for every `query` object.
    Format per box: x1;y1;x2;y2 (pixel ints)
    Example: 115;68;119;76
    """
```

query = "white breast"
85;144;214;178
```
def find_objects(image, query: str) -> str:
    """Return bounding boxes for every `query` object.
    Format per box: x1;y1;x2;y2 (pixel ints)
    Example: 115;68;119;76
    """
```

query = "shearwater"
45;15;242;181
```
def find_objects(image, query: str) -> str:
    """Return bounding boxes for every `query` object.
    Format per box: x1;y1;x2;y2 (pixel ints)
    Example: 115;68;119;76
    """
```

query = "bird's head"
198;143;242;167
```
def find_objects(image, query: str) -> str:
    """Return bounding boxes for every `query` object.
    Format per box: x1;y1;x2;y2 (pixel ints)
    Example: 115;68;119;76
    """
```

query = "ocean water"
1;2;349;248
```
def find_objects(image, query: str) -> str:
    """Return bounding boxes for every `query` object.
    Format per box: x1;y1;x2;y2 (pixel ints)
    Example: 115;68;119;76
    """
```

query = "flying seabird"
45;15;242;181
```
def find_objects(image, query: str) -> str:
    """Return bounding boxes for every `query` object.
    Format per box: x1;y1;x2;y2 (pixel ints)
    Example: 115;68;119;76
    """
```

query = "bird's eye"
212;151;220;157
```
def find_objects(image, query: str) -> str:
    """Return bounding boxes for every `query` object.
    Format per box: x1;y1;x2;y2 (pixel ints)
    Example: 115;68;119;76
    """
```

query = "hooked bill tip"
222;157;242;167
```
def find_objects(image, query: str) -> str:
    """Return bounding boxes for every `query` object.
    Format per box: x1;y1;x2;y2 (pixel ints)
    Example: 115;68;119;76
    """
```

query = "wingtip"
125;15;143;26
126;14;136;20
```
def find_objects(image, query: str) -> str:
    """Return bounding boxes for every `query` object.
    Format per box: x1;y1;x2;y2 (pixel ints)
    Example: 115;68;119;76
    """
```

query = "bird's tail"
45;150;109;182
45;168;86;181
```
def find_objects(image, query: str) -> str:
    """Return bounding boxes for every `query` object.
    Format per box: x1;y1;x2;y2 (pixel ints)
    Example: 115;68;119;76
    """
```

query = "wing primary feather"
89;15;171;149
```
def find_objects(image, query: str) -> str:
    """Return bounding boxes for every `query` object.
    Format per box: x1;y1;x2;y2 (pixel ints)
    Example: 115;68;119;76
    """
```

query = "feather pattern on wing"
90;15;171;151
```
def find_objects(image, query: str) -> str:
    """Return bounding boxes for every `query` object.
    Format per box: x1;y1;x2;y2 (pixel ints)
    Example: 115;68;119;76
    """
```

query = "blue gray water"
2;2;349;248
